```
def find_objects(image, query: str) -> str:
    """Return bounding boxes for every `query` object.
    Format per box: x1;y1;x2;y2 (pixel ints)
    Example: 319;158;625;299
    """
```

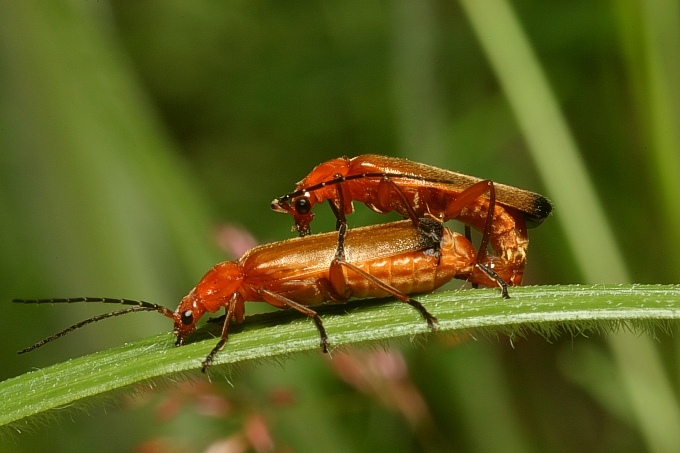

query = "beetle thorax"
193;261;244;313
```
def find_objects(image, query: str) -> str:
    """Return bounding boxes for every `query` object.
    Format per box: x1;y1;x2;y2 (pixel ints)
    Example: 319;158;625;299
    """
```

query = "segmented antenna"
12;297;175;353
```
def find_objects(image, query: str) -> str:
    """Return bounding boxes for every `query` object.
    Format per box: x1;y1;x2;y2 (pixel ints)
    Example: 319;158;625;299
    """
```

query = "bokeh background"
1;1;679;451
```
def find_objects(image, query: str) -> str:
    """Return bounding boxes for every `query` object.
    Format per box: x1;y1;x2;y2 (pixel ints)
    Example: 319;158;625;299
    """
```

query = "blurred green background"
1;1;679;451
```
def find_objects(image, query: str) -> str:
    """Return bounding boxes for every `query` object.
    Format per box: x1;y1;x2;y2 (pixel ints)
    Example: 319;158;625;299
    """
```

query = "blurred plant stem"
460;1;680;451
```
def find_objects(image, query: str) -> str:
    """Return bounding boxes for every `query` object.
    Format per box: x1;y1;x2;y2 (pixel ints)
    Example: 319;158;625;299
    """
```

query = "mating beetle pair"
16;154;551;371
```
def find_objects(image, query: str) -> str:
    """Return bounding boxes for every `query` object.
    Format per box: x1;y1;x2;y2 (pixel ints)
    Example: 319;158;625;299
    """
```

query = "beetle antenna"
13;297;174;316
17;307;165;353
13;297;175;353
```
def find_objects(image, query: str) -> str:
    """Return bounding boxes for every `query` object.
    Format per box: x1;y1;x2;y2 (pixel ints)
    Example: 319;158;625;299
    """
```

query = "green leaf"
1;284;679;432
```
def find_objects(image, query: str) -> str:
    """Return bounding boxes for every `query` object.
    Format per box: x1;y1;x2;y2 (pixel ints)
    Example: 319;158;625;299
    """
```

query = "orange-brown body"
272;154;552;286
16;219;498;372
173;219;478;351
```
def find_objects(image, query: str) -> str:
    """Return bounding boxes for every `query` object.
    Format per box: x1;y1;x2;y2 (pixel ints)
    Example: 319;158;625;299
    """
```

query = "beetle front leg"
201;293;240;372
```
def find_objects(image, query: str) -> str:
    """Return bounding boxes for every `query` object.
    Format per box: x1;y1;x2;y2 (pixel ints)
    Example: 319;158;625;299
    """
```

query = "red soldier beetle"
271;154;552;286
15;218;501;372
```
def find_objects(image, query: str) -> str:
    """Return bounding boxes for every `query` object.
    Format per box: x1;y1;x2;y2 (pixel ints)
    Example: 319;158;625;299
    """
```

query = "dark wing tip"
525;195;553;228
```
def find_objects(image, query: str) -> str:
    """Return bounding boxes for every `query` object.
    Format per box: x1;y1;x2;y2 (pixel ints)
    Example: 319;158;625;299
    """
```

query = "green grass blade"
2;284;679;431
459;0;629;283
458;3;680;450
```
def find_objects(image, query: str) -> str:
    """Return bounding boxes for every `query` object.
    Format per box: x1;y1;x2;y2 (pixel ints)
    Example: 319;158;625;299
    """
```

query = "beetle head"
173;262;245;346
270;191;316;236
173;289;206;346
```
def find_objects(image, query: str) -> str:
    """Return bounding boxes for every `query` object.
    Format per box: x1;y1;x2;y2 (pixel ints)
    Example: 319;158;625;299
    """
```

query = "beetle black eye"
181;310;194;325
295;198;311;215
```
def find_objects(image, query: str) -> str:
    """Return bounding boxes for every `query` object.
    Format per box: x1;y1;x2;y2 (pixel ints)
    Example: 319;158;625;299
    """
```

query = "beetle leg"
329;172;354;231
328;223;352;300
326;177;352;261
472;262;510;299
260;289;330;353
377;177;420;227
327;198;345;232
201;293;240;372
335;260;438;329
443;180;496;262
